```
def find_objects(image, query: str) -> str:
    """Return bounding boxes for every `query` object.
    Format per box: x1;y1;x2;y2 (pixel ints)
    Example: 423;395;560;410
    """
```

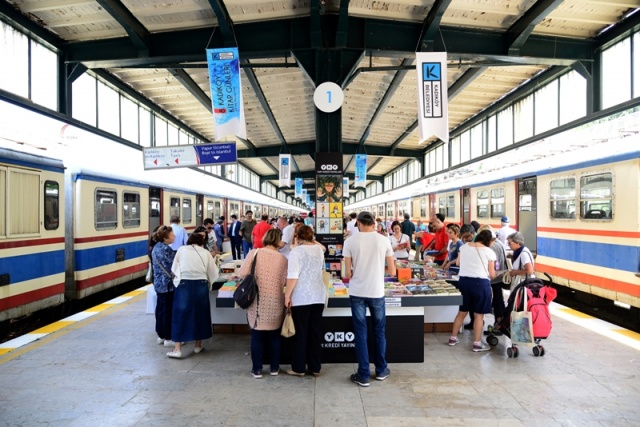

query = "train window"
122;192;141;228
182;199;192;224
230;202;239;217
378;204;384;218
477;190;489;219
420;198;427;218
44;181;59;230
95;189;117;230
550;178;576;219
214;201;222;220
207;201;214;220
580;173;613;220
438;196;455;218
490;188;505;218
9;170;39;235
169;197;180;219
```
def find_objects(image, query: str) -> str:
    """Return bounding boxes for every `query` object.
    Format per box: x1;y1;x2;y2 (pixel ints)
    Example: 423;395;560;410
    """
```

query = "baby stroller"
486;274;557;358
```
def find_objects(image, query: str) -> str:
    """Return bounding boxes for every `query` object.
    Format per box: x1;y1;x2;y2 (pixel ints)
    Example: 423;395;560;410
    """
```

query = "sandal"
193;346;204;354
167;350;182;359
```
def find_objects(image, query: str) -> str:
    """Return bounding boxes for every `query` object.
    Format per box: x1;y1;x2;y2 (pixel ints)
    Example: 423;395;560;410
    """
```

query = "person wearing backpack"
237;229;288;378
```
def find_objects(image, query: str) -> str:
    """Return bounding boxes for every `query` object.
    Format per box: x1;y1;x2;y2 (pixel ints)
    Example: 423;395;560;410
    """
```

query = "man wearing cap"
343;211;396;387
496;216;516;249
169;215;188;251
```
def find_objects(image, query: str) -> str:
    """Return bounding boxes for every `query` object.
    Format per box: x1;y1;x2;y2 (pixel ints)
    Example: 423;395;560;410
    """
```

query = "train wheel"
533;346;541;357
487;335;499;347
539;346;545;357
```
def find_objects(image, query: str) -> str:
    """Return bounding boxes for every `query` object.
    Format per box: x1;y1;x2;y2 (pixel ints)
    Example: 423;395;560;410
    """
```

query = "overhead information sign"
143;143;237;170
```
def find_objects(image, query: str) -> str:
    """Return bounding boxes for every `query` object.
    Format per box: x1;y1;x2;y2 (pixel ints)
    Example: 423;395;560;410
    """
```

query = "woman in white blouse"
284;225;327;377
167;230;219;359
388;221;410;260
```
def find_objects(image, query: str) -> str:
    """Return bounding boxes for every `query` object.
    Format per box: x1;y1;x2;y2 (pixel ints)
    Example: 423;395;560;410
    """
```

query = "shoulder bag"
233;250;260;310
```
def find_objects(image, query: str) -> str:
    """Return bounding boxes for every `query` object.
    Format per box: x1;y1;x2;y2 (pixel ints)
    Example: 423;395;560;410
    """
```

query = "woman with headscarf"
167;230;218;358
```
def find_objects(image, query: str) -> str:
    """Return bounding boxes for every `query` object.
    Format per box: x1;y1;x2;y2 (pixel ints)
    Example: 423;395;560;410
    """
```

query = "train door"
428;193;436;218
518;177;537;253
196;195;203;226
462;188;470;224
149;187;161;235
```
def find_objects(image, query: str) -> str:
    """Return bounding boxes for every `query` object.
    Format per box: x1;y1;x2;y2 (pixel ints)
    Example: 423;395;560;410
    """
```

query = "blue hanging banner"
343;176;349;197
354;154;368;187
295;178;303;198
206;48;247;140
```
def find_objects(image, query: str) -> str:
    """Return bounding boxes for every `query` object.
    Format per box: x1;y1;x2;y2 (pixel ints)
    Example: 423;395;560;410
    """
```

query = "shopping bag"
146;284;157;314
222;240;232;254
511;289;534;346
281;307;295;338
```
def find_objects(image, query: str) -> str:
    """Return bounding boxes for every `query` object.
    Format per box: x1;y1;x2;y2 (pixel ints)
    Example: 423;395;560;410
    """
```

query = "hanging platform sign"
416;52;449;144
354;154;368;187
207;47;247;140
279;154;291;187
143;143;237;170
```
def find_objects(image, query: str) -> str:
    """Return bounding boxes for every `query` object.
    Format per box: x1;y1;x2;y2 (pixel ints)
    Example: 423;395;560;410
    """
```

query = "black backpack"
233;250;259;310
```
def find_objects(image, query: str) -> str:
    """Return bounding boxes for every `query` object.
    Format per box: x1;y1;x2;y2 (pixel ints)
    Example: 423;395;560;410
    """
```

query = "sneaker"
350;374;370;387
193;346;204;354
156;337;164;345
376;368;390;381
472;342;490;352
448;337;459;346
163;340;176;347
270;369;279;376
286;369;305;377
251;370;262;379
167;350;182;359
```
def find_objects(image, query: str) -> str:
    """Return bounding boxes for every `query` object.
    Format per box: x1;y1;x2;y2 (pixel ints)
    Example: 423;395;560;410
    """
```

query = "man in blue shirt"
213;218;225;252
169;215;187;251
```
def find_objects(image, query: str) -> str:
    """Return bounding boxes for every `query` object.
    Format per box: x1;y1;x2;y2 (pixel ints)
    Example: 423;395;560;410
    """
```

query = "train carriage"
67;173;149;299
0;148;65;321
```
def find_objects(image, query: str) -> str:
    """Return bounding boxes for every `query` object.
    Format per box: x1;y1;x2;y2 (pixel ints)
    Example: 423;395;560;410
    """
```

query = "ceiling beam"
507;0;565;55
389;121;418;156
64;16;596;69
236;141;423;159
94;0;150;53
417;0;454;51
0;0;63;50
207;0;236;47
335;0;350;47
447;66;487;99
242;64;300;173
167;69;212;113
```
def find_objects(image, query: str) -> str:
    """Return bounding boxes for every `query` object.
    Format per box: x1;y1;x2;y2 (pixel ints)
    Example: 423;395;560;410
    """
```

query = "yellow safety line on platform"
613;329;640;341
0;285;149;361
558;307;594;319
31;321;74;334
85;303;116;312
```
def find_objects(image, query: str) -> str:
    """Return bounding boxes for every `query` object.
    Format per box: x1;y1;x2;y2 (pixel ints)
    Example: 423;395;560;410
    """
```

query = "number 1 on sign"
327;91;332;103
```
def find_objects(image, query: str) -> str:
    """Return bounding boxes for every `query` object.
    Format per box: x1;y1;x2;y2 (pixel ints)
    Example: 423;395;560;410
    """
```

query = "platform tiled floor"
0;293;638;426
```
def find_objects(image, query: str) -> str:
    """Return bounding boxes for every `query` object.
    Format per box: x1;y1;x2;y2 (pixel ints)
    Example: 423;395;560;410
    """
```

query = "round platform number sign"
314;82;344;113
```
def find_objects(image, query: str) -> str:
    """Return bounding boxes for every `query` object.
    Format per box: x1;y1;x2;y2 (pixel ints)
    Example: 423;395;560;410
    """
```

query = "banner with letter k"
416;52;449;144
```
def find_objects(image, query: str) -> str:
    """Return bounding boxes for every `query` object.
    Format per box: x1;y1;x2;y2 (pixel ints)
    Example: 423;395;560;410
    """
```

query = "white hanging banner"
416;52;448;144
279;154;291;187
343;176;349;197
206;47;247;140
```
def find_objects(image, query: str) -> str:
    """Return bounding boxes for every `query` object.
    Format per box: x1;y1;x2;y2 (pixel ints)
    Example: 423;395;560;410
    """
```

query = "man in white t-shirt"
277;216;295;258
343;211;396;387
345;212;358;238
496;216;516;249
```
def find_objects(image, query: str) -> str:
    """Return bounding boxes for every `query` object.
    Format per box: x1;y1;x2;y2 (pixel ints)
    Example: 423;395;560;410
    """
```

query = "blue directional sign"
143;142;237;170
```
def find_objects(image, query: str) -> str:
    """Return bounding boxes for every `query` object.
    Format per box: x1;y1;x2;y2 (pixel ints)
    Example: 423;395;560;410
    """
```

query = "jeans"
250;329;281;372
242;240;253;259
155;291;174;340
291;304;324;374
350;296;387;380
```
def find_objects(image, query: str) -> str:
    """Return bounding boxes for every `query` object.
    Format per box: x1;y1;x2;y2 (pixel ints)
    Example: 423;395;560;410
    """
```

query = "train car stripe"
74;231;149;244
0;237;65;250
537;237;639;273
0;251;65;283
538;227;640;239
76;262;148;290
75;241;147;271
0;283;65;311
74;173;148;188
536;263;640;297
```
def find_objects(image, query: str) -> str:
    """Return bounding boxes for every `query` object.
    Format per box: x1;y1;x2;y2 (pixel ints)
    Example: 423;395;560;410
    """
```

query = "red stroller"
486;274;557;358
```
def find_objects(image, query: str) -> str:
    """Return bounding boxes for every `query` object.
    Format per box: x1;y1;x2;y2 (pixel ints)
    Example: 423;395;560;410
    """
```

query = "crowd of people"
148;209;533;381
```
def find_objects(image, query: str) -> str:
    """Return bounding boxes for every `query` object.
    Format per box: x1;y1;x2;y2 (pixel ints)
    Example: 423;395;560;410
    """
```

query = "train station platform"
0;286;639;426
